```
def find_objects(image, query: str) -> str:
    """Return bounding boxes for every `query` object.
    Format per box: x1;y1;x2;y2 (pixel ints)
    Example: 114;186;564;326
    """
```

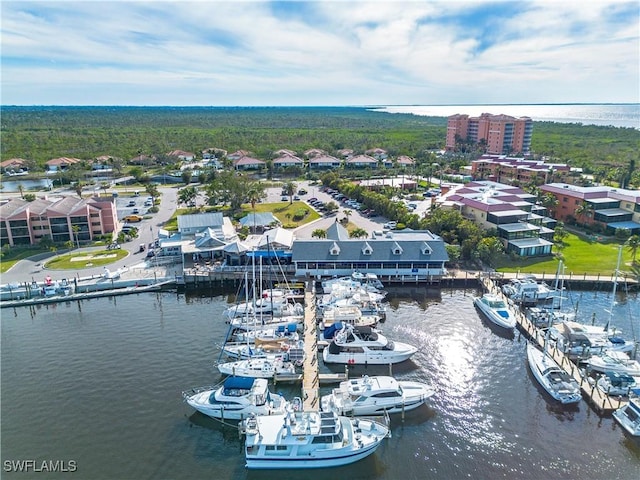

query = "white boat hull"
474;295;516;329
322;341;417;365
526;342;582;404
612;399;640;437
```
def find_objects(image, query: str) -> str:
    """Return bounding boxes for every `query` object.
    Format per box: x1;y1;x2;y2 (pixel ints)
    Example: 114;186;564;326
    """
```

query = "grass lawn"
44;249;129;270
0;247;50;273
250;201;320;228
495;233;634;276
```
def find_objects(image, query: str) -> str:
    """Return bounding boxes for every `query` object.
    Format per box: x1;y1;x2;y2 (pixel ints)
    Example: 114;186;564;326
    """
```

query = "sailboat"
526;341;582;404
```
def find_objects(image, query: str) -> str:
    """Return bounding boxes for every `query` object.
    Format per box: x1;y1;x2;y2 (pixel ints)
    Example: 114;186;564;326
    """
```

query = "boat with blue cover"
473;293;517;329
182;376;288;421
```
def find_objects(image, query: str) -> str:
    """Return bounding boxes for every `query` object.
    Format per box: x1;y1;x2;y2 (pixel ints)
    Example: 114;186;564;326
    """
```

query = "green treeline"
1;106;638;177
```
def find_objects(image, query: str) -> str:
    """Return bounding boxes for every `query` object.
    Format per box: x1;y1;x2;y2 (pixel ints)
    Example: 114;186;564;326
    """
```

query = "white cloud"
1;0;638;105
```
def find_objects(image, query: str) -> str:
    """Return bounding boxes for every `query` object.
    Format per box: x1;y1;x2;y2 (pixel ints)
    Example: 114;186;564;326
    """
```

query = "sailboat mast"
605;245;623;332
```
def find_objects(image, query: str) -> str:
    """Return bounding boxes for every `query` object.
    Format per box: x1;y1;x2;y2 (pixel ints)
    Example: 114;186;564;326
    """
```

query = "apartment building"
0;196;119;246
471;154;571;185
446;113;533;155
540;183;640;235
442;181;556;257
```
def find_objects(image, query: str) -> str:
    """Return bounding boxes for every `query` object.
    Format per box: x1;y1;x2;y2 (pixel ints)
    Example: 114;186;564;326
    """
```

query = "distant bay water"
371;104;640;129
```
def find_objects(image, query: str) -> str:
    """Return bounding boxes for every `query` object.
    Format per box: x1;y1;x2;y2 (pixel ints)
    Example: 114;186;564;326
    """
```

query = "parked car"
144;200;153;207
127;200;136;207
308;197;318;203
132;208;140;214
383;221;397;230
280;196;288;201
123;214;143;222
293;195;300;201
298;188;307;195
146;250;155;258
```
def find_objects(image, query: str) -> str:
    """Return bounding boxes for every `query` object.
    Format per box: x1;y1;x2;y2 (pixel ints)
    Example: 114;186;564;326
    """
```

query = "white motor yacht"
242;409;389;469
473;293;517;329
218;355;299;379
321;375;435;416
182;377;287;421
322;324;417;365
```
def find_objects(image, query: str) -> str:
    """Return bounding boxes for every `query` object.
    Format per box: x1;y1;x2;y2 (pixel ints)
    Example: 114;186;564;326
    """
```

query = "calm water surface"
1;286;639;480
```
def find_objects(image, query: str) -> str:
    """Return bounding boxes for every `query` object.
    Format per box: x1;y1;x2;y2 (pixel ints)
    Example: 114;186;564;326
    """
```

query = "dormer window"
421;242;432;255
392;242;403;255
362;242;372;255
329;242;340;256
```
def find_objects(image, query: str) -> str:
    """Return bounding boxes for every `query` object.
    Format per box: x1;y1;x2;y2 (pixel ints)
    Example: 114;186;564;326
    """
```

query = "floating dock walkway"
479;275;627;415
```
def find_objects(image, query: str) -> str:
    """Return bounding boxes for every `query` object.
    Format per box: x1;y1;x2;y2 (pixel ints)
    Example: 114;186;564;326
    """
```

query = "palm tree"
343;209;352;224
178;186;198;207
626;234;640;264
18;184;24;199
311;229;327;239
575;201;595;224
349;228;368;239
100;182;110;197
74;181;85;199
541;193;559;217
246;182;266;211
71;225;80;249
283;181;297;204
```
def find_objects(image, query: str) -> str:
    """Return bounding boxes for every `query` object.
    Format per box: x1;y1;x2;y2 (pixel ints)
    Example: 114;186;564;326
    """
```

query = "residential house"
228;150;252;162
365;148;388;161
45;157;82;173
292;222;448;281
345;154;378;169
1;158;29;175
442;181;556;256
308;155;342;170
304;148;326;158
395;156;415;169
93;156;114;172
167;150;195;161
274;149;298;157
272;154;304;170
540;183;640;235
130;154;156;166
233;156;266;171
0;195;119;246
202;147;227;160
336;149;354;159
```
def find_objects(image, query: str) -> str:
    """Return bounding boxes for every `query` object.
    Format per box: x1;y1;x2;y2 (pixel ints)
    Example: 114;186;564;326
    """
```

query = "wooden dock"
479;275;627;415
301;281;321;411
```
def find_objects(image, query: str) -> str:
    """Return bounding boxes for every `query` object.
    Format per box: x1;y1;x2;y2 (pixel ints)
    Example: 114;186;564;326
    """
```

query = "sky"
1;0;639;106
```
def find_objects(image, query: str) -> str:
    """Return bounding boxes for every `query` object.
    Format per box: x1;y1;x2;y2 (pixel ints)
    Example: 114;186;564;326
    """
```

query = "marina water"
1;286;639;479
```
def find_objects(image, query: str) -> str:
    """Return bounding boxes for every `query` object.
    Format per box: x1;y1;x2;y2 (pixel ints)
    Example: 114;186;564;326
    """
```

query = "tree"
626;235;640;264
23;193;36;202
541;193;559;217
311;229;327;239
283;181;297;204
343;209;352;223
18;184;24;199
71;225;81;249
324;201;339;213
181;168;193;185
100;182;110;197
575;201;595;224
145;183;160;202
246;182;266;211
178;186;198;207
74;182;85;199
476;237;505;267
349;228;368;239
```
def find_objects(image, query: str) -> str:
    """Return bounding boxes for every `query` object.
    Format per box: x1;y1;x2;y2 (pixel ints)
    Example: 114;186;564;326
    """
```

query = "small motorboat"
596;371;639;397
473;293;517;329
242;409;389;469
321;375;435;416
182;377;288;421
612;397;640;437
586;351;640;377
526;342;582;404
